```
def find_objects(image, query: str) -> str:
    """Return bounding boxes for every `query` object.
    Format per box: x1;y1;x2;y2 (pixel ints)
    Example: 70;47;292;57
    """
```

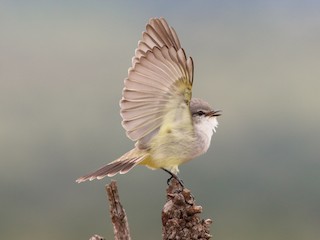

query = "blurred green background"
1;1;319;239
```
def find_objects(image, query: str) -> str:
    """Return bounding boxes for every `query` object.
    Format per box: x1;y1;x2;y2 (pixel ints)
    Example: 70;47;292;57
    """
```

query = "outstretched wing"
120;18;194;146
132;18;181;65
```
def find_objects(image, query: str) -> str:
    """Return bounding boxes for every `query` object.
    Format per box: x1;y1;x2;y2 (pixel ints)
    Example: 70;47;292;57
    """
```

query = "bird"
76;17;221;184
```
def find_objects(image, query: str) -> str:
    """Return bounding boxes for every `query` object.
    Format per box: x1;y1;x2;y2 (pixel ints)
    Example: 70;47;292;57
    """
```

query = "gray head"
189;98;221;157
190;98;221;121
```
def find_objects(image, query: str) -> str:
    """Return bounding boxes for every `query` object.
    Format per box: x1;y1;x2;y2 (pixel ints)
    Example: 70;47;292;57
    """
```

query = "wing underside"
120;18;194;146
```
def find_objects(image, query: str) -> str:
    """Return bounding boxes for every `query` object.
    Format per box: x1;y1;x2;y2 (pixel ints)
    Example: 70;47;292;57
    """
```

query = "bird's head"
190;98;221;133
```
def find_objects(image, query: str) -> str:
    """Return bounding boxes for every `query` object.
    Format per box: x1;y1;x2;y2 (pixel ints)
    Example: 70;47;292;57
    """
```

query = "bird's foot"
161;168;185;188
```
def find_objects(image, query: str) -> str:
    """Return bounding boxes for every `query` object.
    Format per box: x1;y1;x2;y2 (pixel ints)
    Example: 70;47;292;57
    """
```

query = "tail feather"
76;149;147;183
120;158;141;174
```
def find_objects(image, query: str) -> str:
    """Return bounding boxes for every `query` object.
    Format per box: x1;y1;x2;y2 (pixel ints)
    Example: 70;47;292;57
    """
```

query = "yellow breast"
140;100;195;171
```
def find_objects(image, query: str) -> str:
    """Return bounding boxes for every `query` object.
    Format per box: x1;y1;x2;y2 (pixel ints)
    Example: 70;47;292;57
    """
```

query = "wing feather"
124;78;168;93
120;18;194;144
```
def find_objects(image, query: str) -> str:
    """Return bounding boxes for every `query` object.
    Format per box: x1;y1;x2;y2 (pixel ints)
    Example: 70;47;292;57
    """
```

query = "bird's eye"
197;111;205;116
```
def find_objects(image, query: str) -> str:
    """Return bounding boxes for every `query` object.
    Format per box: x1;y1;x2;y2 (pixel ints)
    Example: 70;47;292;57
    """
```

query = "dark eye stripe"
192;110;206;116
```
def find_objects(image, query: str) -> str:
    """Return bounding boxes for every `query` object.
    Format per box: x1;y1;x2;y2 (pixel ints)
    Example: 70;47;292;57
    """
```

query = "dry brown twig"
162;178;212;239
89;179;213;239
106;180;131;240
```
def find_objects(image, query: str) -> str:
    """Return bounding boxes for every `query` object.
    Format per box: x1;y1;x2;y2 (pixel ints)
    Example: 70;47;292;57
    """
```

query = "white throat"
192;117;218;158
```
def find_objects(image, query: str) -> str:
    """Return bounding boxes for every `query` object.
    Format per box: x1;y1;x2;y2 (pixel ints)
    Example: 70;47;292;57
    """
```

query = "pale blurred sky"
1;1;320;240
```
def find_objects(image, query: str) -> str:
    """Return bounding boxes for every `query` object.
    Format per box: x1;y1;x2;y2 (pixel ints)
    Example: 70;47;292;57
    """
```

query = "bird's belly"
144;125;196;170
140;101;195;171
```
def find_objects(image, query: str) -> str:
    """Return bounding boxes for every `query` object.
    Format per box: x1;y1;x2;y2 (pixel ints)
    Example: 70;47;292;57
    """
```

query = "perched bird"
76;17;221;184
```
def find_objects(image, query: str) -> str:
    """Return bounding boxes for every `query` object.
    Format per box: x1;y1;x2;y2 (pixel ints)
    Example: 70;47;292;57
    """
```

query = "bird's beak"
206;110;222;117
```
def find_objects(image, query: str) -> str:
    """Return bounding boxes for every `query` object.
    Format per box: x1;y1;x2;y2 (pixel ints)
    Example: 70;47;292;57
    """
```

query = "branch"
162;178;213;239
88;179;213;240
105;180;131;240
89;234;105;240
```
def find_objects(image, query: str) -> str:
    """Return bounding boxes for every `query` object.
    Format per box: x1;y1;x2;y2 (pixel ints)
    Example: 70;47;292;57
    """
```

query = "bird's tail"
76;148;147;183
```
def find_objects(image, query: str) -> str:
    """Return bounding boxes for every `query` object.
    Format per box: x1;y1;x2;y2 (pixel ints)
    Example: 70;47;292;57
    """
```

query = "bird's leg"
161;168;184;188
